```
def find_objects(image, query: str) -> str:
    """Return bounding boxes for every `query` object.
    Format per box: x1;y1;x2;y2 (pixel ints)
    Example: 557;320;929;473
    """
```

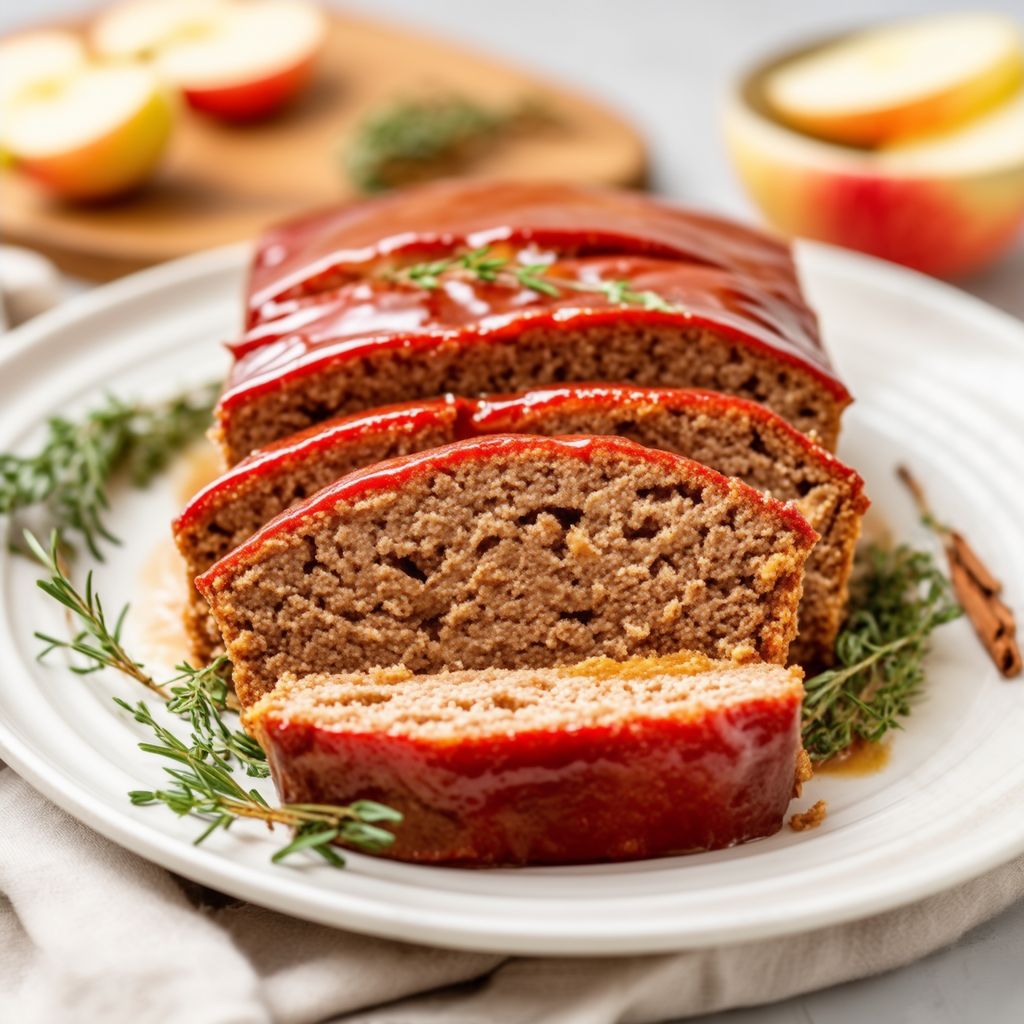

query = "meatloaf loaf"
197;434;817;707
215;181;849;463
244;652;808;865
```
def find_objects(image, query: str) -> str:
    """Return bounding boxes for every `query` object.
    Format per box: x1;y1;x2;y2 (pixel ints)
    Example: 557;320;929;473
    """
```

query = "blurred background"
2;0;1022;317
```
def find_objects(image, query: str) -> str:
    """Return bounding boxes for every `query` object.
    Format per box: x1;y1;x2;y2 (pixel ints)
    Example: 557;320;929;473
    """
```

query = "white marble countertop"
4;2;1024;1020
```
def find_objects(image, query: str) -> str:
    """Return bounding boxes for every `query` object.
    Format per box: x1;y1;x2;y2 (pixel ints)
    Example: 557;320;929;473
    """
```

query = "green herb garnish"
26;530;401;864
802;543;962;764
0;384;218;559
391;244;684;314
120;697;400;865
346;96;548;194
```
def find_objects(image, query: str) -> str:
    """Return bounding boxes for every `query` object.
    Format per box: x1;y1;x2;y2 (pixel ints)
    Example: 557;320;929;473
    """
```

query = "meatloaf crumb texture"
198;434;817;707
244;652;806;865
471;385;865;666
176;401;460;662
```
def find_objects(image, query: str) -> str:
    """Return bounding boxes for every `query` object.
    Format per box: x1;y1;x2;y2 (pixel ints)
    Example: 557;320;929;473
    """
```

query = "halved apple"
725;83;1024;278
764;13;1024;146
3;63;175;200
92;0;326;121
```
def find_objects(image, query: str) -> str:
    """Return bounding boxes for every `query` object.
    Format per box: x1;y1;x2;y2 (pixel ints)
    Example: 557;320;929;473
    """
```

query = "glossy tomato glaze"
247;180;815;319
221;253;848;418
178;384;865;538
222;182;847;420
195;433;818;594
252;688;803;865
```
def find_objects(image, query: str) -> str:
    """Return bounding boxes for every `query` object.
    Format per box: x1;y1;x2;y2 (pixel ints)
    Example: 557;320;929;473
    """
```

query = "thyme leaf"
121;698;400;865
391;245;687;315
802;543;962;763
345;96;548;194
1;384;218;559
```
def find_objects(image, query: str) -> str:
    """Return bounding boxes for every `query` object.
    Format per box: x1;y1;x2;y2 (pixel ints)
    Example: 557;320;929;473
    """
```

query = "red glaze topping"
247;179;814;320
221;252;848;417
223;182;847;421
196;433;819;594
255;688;803;865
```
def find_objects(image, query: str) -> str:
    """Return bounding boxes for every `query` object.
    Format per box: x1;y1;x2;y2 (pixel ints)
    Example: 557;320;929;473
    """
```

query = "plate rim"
0;238;1022;956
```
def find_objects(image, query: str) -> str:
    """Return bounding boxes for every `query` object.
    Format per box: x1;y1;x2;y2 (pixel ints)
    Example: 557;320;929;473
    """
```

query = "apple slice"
0;30;87;110
92;0;326;121
764;13;1024;146
90;0;231;59
4;64;175;200
882;87;1024;175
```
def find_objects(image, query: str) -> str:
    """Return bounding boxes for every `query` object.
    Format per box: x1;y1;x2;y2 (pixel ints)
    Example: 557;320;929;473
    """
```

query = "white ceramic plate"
0;242;1022;956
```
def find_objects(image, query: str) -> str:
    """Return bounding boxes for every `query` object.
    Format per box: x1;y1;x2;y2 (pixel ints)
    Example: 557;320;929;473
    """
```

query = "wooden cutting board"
0;11;648;281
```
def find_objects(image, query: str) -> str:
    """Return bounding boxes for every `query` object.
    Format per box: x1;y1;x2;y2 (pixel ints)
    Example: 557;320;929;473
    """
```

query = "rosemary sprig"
345;96;547;194
391;245;683;314
27;529;403;862
1;383;218;559
802;544;962;763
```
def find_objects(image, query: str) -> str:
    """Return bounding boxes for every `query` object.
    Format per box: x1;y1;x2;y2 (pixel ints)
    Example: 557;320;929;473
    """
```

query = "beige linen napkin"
3;765;1023;1024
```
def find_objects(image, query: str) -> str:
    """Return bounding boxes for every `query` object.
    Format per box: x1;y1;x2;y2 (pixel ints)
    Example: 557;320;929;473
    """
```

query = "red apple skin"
182;53;316;121
811;171;1024;278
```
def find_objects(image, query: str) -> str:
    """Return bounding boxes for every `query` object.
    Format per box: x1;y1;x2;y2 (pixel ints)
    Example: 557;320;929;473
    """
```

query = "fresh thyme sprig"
346;96;548;194
392;245;683;314
802;543;962;763
27;529;403;862
28;530;164;696
27;529;262;775
120;698;400;864
1;383;218;559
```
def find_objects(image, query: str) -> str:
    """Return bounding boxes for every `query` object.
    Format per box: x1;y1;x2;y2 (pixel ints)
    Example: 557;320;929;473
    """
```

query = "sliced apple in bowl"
763;13;1024;147
92;0;326;121
3;63;175;200
726;14;1024;277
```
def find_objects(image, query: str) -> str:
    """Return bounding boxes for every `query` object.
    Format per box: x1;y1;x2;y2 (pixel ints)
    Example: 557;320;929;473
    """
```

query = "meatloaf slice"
173;398;462;663
197;434;818;707
223;180;847;464
244;652;807;865
471;385;868;666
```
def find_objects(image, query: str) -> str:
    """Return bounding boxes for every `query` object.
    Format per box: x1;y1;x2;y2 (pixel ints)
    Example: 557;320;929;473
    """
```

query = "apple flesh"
92;0;326;121
3;64;175;200
764;13;1024;147
0;30;87;110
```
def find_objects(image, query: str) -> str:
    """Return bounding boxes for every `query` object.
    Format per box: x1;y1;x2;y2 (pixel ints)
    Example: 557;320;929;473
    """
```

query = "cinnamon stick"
897;465;1021;678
